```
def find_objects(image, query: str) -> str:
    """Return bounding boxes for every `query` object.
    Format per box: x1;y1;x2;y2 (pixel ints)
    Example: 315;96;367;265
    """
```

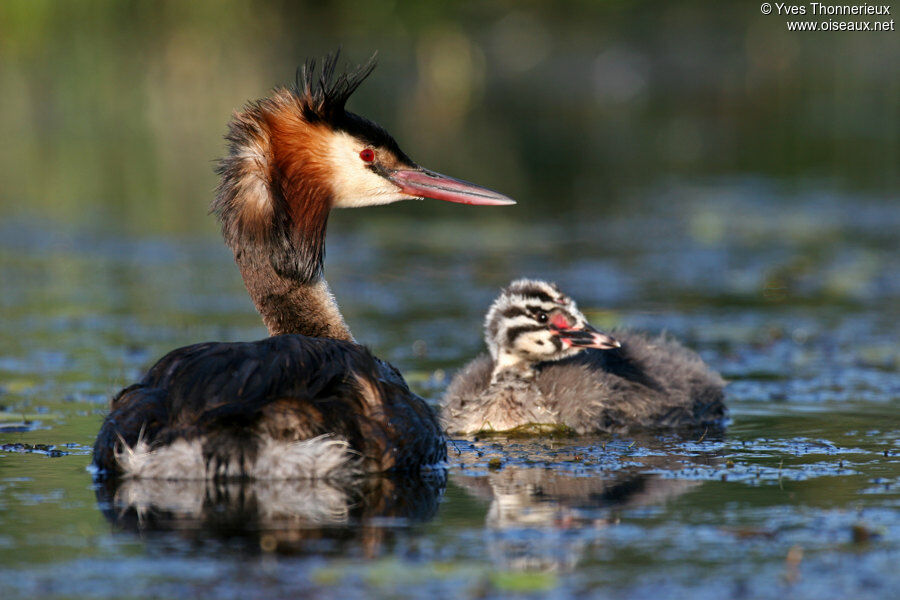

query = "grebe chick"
442;280;726;435
92;53;515;481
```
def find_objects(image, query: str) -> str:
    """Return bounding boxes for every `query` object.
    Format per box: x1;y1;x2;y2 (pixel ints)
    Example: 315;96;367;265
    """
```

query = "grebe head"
484;279;620;380
212;53;514;339
213;51;515;286
288;54;516;210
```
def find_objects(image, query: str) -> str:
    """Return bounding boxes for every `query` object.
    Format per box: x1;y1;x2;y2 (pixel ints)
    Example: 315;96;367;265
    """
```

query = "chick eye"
359;148;376;163
536;312;548;323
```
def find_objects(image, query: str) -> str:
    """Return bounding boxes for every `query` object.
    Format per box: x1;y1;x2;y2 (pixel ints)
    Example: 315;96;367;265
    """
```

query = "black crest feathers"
293;51;378;122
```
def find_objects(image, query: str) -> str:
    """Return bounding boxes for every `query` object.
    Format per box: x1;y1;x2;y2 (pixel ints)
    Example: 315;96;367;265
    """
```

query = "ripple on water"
1;183;899;599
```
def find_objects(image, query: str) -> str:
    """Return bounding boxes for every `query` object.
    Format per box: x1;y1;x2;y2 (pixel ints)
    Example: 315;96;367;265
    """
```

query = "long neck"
213;92;354;341
236;252;352;340
228;145;354;341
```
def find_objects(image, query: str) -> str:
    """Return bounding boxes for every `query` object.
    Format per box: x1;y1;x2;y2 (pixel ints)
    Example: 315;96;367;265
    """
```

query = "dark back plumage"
93;335;446;478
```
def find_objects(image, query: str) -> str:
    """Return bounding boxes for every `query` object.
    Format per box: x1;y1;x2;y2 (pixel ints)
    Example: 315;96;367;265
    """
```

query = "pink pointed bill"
388;168;516;206
556;326;621;350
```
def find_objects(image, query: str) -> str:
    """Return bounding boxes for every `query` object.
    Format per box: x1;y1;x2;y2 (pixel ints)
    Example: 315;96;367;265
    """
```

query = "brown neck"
212;92;356;341
235;249;353;340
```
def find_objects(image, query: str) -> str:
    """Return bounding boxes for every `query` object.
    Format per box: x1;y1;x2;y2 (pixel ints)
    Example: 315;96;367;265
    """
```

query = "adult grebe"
92;53;514;480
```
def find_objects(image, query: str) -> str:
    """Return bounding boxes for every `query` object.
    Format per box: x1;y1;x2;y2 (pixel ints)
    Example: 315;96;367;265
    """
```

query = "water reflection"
452;447;717;572
96;471;446;555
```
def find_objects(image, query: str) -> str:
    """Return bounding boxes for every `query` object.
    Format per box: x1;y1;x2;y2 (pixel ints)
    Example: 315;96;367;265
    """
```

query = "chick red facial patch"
551;313;573;330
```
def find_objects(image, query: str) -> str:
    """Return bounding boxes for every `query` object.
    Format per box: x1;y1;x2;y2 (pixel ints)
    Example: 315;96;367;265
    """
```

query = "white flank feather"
114;433;360;480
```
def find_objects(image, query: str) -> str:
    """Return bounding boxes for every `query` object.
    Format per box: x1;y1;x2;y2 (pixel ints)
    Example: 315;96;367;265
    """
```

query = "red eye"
359;148;375;162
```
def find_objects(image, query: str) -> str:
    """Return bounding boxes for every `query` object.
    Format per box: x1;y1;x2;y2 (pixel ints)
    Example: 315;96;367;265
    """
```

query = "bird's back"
442;330;725;435
536;331;726;433
93;335;447;479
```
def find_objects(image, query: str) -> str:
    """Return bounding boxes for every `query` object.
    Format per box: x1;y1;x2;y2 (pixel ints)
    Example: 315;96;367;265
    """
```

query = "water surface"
1;181;898;598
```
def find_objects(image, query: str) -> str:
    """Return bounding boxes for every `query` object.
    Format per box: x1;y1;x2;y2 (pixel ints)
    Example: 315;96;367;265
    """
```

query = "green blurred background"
1;0;896;235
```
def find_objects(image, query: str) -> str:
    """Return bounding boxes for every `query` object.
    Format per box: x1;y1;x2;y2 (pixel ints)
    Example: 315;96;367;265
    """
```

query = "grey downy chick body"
442;280;726;435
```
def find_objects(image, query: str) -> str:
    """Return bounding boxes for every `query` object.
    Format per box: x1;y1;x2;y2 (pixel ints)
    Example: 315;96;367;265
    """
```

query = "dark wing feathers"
93;335;446;478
